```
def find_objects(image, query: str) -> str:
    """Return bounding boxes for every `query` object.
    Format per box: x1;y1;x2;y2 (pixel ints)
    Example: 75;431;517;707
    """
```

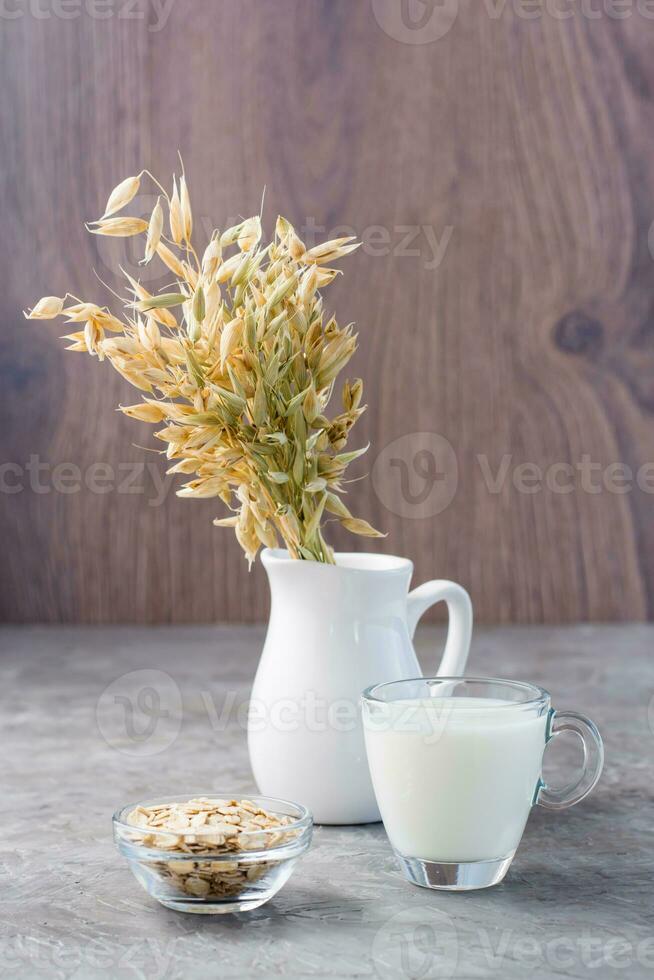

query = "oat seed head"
27;166;384;564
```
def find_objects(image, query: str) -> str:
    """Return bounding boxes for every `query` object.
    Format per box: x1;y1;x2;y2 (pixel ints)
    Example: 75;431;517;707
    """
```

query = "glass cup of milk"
362;677;603;891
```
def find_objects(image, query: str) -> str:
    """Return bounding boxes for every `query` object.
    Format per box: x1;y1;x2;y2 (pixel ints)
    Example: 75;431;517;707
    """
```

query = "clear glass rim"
112;793;313;839
362;676;550;709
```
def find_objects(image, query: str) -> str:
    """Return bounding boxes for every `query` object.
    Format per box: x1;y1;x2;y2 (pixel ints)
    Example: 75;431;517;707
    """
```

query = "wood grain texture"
1;0;653;624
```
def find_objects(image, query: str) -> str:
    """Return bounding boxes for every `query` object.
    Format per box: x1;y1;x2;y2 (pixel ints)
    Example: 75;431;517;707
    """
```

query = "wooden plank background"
1;0;653;624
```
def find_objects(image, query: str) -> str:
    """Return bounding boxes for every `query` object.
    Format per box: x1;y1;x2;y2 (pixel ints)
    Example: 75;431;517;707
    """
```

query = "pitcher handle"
406;580;472;676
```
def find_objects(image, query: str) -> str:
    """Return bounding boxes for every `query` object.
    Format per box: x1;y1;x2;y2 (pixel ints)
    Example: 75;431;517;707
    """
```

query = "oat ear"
25;296;64;319
143;197;164;264
30;166;373;565
179;175;193;241
169;177;184;245
102;174;141;218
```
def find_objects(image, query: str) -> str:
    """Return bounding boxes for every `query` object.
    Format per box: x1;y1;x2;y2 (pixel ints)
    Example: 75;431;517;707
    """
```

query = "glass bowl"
113;794;313;914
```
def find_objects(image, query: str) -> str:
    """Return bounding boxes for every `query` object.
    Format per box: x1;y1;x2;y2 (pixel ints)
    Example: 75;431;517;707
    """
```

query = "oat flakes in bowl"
113;795;313;913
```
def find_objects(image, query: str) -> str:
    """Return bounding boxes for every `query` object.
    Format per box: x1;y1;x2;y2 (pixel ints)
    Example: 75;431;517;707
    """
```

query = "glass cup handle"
536;709;604;811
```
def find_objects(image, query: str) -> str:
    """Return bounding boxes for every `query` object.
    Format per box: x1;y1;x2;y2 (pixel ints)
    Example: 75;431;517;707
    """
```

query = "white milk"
363;697;548;862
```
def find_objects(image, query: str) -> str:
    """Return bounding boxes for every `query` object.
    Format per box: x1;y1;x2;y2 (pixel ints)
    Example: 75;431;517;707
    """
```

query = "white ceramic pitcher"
248;549;472;824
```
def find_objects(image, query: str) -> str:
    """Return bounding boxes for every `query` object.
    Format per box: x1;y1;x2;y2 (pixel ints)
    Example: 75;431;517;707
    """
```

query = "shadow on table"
155;887;365;931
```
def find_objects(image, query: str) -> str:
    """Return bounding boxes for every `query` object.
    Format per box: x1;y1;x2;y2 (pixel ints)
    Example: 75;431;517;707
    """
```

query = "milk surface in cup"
363;697;548;863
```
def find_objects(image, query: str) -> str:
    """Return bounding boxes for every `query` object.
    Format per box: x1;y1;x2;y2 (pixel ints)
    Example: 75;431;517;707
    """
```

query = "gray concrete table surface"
1;624;652;980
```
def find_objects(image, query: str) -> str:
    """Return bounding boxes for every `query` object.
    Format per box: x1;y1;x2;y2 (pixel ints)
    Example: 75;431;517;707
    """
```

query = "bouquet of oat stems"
26;167;383;564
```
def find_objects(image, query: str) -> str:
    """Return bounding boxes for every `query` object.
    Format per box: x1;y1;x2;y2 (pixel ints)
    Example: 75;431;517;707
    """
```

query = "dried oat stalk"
26;166;384;564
